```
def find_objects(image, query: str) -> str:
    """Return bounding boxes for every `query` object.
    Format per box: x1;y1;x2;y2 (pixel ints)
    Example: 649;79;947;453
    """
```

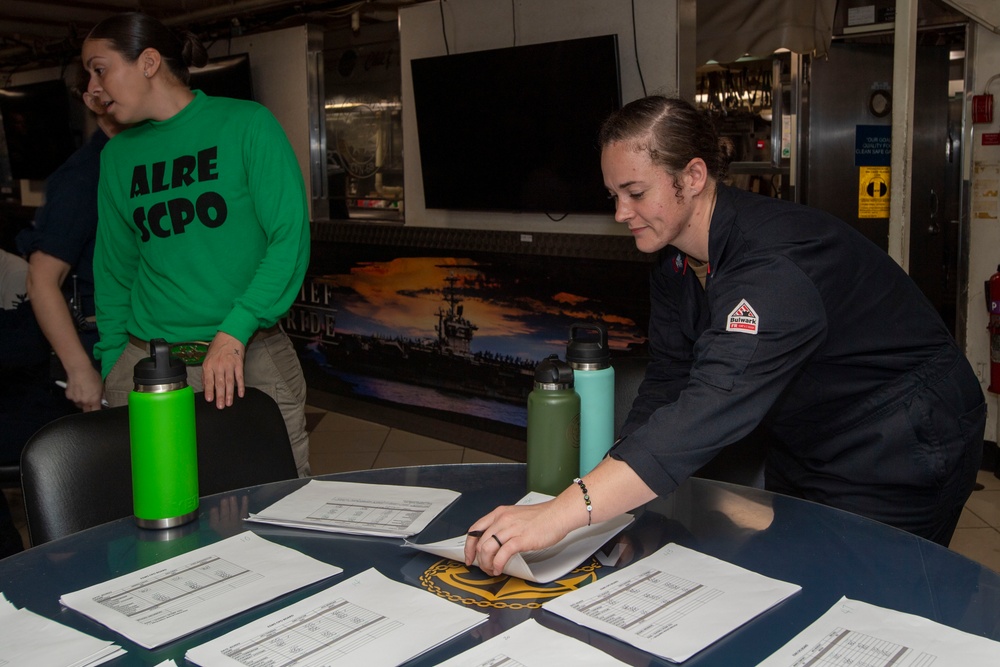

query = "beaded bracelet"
572;477;592;526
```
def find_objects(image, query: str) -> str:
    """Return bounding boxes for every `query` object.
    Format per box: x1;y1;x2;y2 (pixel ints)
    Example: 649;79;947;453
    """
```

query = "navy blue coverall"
611;184;986;545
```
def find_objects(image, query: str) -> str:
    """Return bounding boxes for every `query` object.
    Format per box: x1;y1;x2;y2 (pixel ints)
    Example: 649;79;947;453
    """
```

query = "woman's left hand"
464;459;657;577
202;331;246;408
464;497;580;577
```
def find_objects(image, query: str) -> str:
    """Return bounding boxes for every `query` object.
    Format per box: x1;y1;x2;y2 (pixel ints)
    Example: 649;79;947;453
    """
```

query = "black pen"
467;530;485;537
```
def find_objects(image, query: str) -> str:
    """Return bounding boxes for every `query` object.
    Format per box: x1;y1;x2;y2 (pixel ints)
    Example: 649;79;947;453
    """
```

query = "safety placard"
858;166;891;219
855;125;892;166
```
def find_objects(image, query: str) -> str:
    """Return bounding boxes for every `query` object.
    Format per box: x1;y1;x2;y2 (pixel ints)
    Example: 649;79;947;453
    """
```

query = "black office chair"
0;462;19;489
612;355;766;488
20;387;298;546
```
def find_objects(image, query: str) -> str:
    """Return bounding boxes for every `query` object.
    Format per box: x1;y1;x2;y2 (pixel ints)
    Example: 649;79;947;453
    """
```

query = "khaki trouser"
104;331;311;477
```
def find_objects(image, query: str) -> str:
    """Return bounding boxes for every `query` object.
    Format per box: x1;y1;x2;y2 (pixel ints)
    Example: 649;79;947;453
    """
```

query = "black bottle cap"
533;354;574;388
133;338;187;385
566;322;610;366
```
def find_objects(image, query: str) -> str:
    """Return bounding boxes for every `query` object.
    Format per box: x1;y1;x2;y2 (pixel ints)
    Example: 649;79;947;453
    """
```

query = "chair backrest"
20;386;297;546
611;355;766;489
0;462;19;489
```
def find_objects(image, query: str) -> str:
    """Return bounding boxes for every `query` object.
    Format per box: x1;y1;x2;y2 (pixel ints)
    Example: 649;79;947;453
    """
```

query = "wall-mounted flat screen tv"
0;79;76;181
190;53;254;101
411;34;621;215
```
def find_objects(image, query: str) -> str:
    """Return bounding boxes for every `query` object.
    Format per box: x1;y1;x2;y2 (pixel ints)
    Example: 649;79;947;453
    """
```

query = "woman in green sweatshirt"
83;12;312;476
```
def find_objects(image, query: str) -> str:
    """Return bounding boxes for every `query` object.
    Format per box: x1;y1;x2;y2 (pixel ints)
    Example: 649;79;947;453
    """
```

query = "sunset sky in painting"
316;256;646;363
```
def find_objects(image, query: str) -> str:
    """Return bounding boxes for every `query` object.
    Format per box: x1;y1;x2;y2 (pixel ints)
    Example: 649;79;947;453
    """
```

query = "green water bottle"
128;339;199;529
526;354;580;496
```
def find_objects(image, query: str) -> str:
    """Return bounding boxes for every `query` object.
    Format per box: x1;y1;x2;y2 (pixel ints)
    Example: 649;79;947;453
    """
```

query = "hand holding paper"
406;492;633;583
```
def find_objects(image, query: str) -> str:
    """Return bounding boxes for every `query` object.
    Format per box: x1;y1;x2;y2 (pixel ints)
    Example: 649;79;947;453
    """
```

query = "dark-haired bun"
180;31;209;69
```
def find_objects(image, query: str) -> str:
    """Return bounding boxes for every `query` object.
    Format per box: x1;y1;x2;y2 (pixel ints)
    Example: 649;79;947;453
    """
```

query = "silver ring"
492;534;503;547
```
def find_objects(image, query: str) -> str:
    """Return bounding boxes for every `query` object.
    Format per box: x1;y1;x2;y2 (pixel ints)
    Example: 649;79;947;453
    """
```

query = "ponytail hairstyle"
86;12;208;85
68;62;90;99
599;96;733;197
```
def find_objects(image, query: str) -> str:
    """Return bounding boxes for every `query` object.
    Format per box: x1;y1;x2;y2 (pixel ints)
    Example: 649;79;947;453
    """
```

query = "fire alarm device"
973;94;993;124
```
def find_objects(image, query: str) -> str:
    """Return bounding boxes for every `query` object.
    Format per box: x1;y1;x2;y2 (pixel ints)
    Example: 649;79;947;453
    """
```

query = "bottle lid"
533;354;574;389
133;338;188;386
566;322;610;367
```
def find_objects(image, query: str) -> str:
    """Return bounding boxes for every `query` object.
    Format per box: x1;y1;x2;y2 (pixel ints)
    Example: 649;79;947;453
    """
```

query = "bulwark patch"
726;299;759;334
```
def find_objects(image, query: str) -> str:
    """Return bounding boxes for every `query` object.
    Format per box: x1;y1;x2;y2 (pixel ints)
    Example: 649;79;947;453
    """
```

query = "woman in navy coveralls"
466;96;986;574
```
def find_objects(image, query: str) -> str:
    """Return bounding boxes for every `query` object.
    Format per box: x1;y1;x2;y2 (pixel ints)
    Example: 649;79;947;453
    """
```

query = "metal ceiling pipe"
160;0;326;28
2;1;113;24
0;20;74;39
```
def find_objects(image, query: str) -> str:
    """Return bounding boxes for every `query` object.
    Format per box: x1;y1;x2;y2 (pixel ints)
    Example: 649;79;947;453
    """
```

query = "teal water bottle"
128;339;199;529
526;354;580;496
567;322;615;475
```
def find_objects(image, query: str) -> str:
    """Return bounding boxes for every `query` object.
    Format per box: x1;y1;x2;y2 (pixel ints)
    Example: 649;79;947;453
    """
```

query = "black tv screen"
190;53;254;101
411;35;621;215
0;79;76;181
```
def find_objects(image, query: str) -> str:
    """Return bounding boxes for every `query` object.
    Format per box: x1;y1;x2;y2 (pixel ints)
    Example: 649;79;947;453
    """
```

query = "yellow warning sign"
858;166;891;218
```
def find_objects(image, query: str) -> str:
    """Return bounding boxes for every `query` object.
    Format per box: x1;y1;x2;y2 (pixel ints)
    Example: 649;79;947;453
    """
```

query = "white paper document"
404;491;634;583
543;542;801;663
59;531;343;649
185;567;488;667
246;479;461;537
0;593;125;666
435;618;632;666
757;596;1000;666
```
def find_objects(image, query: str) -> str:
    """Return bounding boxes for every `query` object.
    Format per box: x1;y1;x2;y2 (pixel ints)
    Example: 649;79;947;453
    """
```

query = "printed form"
245;479;461;537
59;532;343;649
436;618;632;666
185;567;488;667
405;491;633;583
0;593;124;666
543;542;801;663
758;596;1000;666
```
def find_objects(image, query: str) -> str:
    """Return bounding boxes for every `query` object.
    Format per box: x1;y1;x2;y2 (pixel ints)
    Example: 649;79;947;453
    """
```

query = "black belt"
128;326;281;365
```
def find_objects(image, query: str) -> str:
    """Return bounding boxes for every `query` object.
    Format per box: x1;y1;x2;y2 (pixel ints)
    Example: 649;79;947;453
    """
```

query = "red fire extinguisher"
989;265;1000;393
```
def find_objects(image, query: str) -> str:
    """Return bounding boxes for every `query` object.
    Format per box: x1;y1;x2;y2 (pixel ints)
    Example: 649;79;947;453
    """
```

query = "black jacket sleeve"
612;251;828;497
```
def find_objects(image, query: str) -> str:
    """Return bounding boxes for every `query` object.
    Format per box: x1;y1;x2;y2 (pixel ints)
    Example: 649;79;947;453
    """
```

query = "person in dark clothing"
1;248;67;559
17;69;129;412
0;249;71;464
466;96;986;574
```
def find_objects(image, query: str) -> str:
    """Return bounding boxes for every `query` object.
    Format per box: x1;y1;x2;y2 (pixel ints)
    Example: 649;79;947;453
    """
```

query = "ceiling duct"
939;0;1000;33
696;0;837;64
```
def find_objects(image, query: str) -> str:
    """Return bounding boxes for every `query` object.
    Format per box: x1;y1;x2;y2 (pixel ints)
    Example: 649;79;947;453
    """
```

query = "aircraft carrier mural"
283;253;649;432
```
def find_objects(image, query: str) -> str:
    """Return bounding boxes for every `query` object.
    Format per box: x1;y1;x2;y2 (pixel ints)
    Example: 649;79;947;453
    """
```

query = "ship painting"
287;251;648;432
291;271;536;412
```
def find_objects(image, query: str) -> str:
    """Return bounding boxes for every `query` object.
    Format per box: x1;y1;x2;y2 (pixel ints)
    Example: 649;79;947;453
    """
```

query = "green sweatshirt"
93;91;310;377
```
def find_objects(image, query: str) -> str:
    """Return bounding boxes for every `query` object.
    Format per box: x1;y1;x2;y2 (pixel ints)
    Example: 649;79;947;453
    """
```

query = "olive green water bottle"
526;354;580;496
128;339;199;529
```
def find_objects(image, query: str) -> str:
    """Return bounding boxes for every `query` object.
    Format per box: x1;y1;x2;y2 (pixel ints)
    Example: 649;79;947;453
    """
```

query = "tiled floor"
304;404;518;473
952;468;1000;572
4;403;999;576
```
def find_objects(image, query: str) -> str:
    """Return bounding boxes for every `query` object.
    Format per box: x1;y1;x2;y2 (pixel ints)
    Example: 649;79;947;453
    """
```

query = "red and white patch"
726;299;759;334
